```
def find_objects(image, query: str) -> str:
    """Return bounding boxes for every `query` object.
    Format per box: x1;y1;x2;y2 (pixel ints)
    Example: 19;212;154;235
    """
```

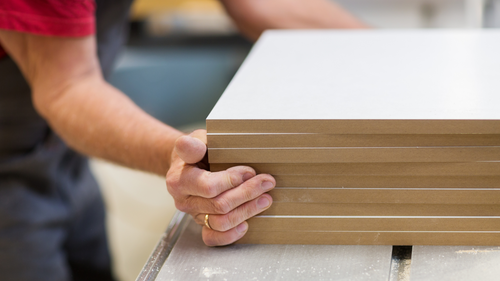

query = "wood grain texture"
268;188;500;204
237;231;500;245
208;146;500;163
247;217;500;232
269;175;500;188
207;133;500;148
210;162;500;176
261;203;500;216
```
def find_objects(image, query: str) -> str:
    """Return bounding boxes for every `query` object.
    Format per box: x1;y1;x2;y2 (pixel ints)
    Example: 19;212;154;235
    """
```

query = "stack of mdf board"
206;30;500;245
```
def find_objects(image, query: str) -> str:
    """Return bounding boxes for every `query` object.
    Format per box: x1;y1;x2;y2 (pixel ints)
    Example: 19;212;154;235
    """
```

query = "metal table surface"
410;245;500;281
137;212;500;281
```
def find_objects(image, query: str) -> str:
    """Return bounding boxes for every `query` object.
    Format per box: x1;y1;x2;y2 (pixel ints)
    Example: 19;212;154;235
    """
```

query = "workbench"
137;211;500;281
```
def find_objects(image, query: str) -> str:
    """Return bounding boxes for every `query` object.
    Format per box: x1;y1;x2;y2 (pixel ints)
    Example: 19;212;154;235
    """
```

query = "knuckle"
204;183;218;198
218;214;234;232
203;170;242;198
174;201;189;213
228;165;255;175
225;172;237;188
166;181;175;194
232;204;254;224
165;174;180;190
241;184;257;201
211;197;232;214
203;173;219;198
243;203;256;218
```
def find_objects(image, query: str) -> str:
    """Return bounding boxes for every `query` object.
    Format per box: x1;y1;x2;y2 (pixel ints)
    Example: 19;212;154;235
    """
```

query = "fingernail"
261;181;274;191
236;222;248;234
257;197;270;208
242;172;253;182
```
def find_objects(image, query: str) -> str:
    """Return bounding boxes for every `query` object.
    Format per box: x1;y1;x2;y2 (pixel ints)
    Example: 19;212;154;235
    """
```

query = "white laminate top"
207;30;500;121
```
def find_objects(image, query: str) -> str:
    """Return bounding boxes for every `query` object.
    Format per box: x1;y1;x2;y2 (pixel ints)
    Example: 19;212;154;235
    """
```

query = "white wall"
335;0;499;28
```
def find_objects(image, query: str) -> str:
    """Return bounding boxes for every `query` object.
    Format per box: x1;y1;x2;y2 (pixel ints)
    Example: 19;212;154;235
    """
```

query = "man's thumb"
174;135;207;164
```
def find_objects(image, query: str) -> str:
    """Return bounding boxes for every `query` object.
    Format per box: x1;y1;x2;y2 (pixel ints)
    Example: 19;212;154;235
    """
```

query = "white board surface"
207;30;500;121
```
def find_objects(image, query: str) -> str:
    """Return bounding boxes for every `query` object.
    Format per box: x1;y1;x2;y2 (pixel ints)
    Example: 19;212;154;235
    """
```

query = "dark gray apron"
0;0;134;280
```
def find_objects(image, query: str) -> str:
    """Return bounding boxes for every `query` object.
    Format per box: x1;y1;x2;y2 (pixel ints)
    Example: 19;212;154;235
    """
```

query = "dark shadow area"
389;246;412;281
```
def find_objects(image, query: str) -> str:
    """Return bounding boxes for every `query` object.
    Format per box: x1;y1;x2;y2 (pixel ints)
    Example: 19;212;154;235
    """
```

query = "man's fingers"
203;194;272;232
181;173;274;214
176;165;257;198
202;222;249;246
206;174;274;214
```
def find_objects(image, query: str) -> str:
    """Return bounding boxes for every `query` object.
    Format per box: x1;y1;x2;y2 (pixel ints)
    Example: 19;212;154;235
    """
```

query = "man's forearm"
39;75;183;175
221;0;367;40
0;31;182;176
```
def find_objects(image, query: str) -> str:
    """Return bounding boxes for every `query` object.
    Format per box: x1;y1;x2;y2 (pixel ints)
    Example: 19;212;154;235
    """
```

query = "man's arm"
0;30;275;246
0;31;180;175
220;0;368;40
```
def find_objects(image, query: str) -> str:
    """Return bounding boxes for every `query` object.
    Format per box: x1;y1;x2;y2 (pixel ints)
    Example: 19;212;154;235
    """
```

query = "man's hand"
167;129;275;246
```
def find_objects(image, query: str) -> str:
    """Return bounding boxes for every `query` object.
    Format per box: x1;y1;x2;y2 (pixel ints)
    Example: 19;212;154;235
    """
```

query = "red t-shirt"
0;0;96;58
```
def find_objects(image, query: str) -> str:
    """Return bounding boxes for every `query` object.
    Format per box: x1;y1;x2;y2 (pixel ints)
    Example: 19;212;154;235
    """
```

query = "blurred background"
88;0;500;280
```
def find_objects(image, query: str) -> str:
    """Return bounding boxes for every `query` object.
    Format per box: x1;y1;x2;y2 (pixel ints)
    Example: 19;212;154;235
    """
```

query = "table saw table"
137;211;500;281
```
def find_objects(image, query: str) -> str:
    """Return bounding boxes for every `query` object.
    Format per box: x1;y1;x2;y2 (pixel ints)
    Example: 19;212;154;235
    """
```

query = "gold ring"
204;214;212;230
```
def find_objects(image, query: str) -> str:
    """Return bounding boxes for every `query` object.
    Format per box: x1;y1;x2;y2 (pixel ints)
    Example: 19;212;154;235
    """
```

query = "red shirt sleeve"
0;0;96;58
0;0;96;37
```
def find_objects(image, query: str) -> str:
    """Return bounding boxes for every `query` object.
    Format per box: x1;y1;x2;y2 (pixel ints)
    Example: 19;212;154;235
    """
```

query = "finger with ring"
202;194;273;232
204;214;212;230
